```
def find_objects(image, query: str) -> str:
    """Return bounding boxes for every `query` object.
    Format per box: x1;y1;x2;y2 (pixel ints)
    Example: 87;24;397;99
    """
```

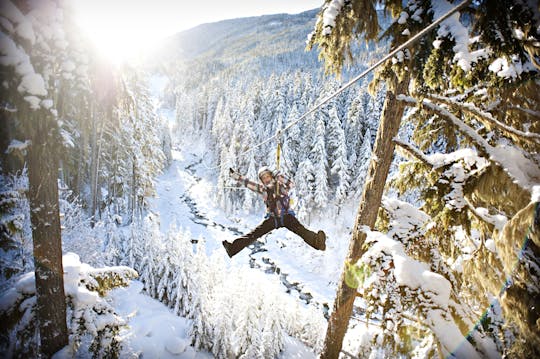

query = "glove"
229;168;235;175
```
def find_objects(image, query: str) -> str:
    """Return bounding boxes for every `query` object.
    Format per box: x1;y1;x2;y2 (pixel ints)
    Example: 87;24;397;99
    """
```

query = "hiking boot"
222;240;234;258
316;230;326;251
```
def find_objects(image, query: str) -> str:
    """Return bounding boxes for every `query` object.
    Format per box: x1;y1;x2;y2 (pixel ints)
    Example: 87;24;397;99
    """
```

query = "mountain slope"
151;8;389;80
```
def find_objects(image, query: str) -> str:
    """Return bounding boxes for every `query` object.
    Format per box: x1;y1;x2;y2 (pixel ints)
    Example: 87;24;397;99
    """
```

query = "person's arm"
275;172;294;193
229;168;264;194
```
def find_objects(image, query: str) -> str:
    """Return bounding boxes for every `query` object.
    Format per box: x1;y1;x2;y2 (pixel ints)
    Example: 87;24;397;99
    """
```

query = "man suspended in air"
222;167;326;257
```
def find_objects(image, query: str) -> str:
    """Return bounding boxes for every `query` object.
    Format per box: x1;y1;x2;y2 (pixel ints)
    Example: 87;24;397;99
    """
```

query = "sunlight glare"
73;0;177;64
72;0;324;64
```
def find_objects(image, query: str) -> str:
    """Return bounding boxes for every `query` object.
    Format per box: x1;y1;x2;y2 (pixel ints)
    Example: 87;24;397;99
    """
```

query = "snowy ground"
110;281;211;359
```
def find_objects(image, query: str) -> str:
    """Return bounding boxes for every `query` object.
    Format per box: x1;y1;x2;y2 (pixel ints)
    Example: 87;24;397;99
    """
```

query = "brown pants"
224;213;323;257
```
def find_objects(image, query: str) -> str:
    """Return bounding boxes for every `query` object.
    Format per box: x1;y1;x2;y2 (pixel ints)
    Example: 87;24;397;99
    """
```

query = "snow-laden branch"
361;229;482;359
393;137;433;166
321;0;346;36
398;95;540;192
464;197;507;231
426;93;540;144
508;105;540;118
5;139;31;154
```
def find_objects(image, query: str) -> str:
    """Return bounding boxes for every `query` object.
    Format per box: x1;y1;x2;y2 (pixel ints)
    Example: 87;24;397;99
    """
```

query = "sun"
71;0;176;64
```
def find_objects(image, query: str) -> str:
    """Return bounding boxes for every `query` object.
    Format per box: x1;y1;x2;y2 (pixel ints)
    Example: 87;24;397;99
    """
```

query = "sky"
73;0;323;63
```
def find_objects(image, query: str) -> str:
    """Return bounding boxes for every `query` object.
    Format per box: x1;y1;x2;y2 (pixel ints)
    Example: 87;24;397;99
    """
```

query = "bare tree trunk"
27;115;68;357
320;75;409;358
90;107;105;223
89;105;98;220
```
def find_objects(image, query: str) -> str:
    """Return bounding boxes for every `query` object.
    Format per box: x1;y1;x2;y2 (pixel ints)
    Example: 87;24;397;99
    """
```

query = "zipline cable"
204;0;471;172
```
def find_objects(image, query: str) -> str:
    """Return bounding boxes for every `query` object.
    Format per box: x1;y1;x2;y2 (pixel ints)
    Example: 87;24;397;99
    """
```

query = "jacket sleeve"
275;172;294;193
230;170;264;194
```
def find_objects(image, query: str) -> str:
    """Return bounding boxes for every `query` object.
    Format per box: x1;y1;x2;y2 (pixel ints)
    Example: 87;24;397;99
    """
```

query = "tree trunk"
27;117;68;357
320;75;409;358
89;105;98;220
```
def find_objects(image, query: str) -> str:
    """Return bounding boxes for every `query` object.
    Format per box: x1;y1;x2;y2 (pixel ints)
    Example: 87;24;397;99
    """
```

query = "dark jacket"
230;170;294;216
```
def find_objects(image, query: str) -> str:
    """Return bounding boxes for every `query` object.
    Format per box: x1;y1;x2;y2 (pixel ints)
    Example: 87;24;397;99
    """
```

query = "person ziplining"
222;167;327;258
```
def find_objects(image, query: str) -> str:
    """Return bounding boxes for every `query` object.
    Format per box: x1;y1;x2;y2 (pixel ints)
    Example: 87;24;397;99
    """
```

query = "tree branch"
393;137;433;167
426;93;540;144
397;95;540;192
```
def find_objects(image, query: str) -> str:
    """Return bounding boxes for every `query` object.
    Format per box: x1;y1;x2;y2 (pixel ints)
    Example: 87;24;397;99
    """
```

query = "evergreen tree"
295;159;316;221
327;107;350;210
311;115;329;211
351;129;372;199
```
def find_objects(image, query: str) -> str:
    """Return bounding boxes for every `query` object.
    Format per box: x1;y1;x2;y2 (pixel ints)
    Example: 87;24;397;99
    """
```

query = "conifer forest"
0;1;539;358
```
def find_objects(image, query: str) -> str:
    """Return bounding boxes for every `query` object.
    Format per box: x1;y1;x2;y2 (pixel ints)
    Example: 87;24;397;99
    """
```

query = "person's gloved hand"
229;168;235;175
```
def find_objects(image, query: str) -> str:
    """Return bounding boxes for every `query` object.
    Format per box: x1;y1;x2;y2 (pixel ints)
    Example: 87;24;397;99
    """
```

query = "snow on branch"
394;137;490;173
381;196;430;241
426;93;540;144
393;137;432;166
432;0;484;72
86;266;138;296
321;0;346;36
464;197;507;231
5;139;31;155
398;95;540;192
360;228;482;359
0;1;36;44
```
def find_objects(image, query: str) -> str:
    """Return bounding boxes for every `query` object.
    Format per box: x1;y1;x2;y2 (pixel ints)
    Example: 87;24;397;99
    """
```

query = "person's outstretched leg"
282;214;326;250
223;217;275;257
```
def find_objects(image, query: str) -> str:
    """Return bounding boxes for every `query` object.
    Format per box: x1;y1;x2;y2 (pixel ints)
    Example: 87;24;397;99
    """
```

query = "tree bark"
27;116;68;357
320;75;409;358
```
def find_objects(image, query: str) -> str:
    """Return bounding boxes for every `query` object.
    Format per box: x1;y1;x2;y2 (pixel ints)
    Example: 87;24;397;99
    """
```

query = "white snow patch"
41;98;53;109
362;230;481;359
450;255;464;273
322;0;345;36
14;271;36;294
473;207;507;231
0;1;35;43
398;11;409;24
426;309;481;359
62;60;76;73
427;148;489;171
489;145;540;190
109;281;211;359
165;337;188;355
485;239;497;253
382;197;430;240
432;0;481;72
5;139;31;154
488;55;528;79
532;185;540;203
512;28;525;40
19;73;47;96
0;288;21;312
363;229;451;307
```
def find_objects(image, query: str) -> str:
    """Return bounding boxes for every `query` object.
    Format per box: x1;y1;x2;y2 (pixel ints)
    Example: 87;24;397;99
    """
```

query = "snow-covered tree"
311;114;329;211
351;129;372;199
327;107;350;210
